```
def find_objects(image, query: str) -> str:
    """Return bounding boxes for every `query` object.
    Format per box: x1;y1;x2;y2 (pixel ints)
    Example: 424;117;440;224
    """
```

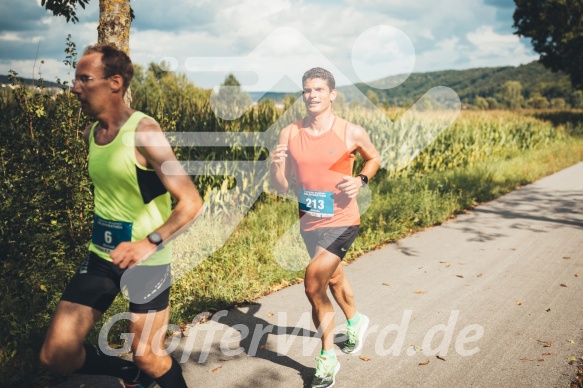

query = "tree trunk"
97;0;132;106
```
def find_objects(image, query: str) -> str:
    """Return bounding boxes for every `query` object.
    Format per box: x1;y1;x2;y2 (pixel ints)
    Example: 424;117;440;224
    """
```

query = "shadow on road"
180;303;318;387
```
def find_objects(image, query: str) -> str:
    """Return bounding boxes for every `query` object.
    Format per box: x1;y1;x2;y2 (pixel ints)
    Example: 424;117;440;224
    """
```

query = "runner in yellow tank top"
40;44;203;388
271;67;380;388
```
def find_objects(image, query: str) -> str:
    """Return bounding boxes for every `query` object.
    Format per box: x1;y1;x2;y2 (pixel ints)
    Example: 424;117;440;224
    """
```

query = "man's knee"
39;344;53;369
133;352;167;375
305;280;327;301
39;342;78;374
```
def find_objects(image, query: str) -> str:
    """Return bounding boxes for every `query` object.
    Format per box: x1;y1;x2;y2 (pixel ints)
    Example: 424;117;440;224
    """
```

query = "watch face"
148;232;162;245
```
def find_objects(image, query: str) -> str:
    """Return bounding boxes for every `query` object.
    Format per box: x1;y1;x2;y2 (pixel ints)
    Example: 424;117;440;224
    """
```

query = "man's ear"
330;88;337;102
109;74;124;94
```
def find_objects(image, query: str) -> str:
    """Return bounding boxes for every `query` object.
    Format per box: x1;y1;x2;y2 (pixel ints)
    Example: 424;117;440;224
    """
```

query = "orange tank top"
288;116;361;231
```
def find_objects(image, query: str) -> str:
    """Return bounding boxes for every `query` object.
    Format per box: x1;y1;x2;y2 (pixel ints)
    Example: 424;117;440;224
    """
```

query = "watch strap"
357;173;369;186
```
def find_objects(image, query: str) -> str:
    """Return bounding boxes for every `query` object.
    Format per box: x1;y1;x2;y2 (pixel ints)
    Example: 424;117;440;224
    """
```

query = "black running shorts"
300;225;360;260
61;252;171;313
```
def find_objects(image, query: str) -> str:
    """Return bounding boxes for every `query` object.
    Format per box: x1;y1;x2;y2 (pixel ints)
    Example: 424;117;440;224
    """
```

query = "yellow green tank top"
88;111;172;266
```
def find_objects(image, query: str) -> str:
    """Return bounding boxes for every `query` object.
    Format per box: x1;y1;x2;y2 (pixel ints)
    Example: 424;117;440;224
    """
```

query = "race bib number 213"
299;189;334;218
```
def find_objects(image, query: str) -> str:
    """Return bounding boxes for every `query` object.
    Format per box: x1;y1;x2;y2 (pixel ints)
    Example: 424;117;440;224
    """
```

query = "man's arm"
110;117;203;269
270;124;293;194
337;123;381;198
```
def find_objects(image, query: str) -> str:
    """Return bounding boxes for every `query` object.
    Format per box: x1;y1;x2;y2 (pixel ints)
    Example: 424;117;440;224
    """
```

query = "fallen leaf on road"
477;273;484;277
414;291;427;294
546;308;551;312
567;339;575;344
520;358;534;361
192;313;211;325
419;360;430;366
561;284;568;287
563;256;571;259
382;283;391;287
436;355;446;361
542;352;552;356
456;275;464;278
568;356;577;365
575;273;580;278
439;260;447;264
516;301;522;306
537;340;552;347
445;264;451;268
267;313;274;317
359;356;371;362
538;359;545;362
211;365;223;372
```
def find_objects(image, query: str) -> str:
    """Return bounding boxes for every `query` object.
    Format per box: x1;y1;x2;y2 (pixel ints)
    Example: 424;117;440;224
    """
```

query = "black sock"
156;357;187;388
77;343;145;383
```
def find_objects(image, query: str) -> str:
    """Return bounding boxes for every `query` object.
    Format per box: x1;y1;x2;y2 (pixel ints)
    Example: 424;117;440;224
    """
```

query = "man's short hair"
83;43;134;92
302;67;335;91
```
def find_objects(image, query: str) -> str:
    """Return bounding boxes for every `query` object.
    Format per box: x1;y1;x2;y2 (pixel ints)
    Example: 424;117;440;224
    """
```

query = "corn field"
131;87;567;207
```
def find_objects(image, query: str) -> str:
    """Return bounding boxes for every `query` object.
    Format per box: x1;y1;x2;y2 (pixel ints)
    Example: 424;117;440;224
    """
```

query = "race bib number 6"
92;215;133;253
299;189;334;218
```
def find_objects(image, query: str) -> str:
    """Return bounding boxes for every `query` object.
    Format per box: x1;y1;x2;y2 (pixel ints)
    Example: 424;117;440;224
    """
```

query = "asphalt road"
56;162;583;388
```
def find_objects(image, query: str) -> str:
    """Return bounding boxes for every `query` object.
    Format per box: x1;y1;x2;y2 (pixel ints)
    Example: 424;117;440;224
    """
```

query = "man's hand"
270;143;288;173
110;240;157;269
337;175;362;198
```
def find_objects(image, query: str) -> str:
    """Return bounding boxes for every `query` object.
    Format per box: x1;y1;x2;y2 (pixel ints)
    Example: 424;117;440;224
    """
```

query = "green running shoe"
341;313;370;354
311;355;340;388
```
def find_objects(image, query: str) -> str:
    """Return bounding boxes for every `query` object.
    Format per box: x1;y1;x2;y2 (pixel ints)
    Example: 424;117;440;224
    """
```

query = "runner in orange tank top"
270;67;380;388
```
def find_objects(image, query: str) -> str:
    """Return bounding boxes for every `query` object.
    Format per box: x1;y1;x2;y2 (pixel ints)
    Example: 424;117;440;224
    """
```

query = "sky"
0;0;538;92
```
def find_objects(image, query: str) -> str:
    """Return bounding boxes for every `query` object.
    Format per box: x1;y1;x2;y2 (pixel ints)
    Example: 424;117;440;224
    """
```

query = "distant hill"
249;91;300;103
249;61;577;107
338;61;577;107
0;74;61;89
2;61;578;108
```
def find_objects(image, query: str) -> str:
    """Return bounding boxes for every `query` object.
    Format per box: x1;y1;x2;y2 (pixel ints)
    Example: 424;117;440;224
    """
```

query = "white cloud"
415;37;462;72
0;58;72;84
467;25;519;54
1;0;538;90
465;25;538;67
0;33;21;42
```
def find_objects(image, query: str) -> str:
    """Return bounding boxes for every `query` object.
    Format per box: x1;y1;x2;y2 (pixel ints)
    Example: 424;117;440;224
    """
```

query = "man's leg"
305;248;343;387
304;247;342;351
328;260;369;354
328;262;356;320
130;307;187;388
40;301;101;373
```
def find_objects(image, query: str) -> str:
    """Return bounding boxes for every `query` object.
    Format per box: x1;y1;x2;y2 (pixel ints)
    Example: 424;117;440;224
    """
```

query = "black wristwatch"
147;232;163;247
357;173;369;187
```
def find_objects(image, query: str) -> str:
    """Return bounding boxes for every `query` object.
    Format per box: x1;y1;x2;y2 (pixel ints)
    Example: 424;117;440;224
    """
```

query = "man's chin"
79;103;92;115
